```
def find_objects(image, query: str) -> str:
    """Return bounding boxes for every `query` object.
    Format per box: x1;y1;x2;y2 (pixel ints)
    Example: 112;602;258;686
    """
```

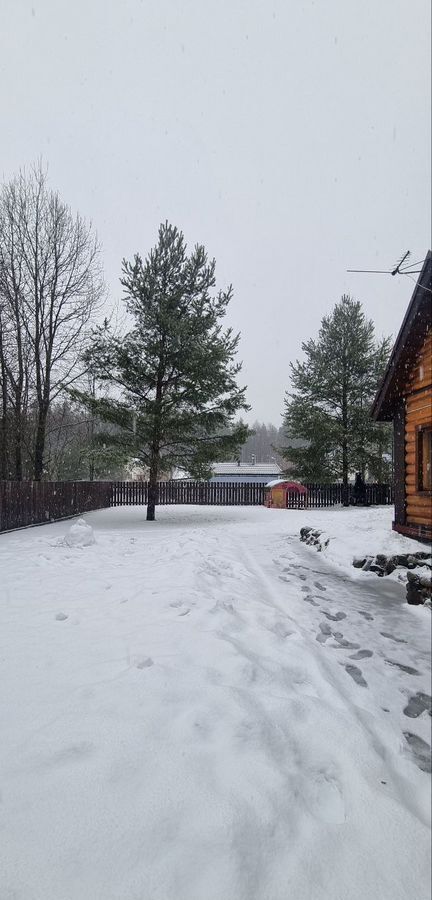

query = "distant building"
372;251;431;542
210;461;283;484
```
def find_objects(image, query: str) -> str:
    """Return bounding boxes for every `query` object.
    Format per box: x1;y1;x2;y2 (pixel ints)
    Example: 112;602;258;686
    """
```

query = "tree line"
1;164;392;519
0;164;104;480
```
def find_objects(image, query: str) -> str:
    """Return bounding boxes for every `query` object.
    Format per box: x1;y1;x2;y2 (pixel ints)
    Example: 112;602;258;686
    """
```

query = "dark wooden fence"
0;481;112;533
111;480;267;507
0;480;394;533
303;482;394;508
111;480;394;508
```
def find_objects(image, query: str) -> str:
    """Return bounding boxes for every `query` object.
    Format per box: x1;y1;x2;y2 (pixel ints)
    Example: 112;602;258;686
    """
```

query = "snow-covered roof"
212;462;282;476
265;479;307;492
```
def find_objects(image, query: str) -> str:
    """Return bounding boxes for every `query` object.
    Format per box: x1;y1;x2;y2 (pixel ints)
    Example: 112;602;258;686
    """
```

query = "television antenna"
347;250;424;277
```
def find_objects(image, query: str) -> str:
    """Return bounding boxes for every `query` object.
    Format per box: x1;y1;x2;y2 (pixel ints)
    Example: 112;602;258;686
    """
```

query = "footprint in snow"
322;611;346;622
332;636;360;650
305;772;346;824
385;659;420;676
303;595;319;606
403;693;432;718
55;612;68;621
178;608;191;617
314;581;327;592
380;632;407;644
301;585;310;594
403;732;432;773
316;622;331;644
136;657;154;669
358;610;374;621
270;621;294;639
349;649;373;660
344;664;368;687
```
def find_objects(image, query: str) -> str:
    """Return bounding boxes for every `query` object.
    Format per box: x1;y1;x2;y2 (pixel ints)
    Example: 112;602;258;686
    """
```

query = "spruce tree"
73;223;250;520
281;295;392;494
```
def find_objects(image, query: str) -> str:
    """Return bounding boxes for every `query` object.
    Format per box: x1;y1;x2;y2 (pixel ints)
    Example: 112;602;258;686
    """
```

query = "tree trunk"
0;412;7;479
13;408;23;480
146;452;159;521
0;374;7;481
33;402;49;481
341;373;349;505
0;324;7;479
146;364;164;521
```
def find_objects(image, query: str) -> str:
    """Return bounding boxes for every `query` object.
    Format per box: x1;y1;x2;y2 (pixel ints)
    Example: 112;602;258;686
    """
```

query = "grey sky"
1;0;430;424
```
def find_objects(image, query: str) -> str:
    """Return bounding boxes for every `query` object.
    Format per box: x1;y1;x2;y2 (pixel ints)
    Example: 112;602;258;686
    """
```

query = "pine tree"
73;223;250;520
281;295;392;495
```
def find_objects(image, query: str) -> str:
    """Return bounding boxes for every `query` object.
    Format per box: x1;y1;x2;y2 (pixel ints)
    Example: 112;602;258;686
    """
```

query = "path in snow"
0;505;430;900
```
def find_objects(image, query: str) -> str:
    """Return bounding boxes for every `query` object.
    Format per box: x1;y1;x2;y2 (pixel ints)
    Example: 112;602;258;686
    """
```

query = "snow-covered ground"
303;505;432;582
1;505;431;900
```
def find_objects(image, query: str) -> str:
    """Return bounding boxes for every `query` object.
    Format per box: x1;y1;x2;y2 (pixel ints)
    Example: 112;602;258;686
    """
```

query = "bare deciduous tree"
0;163;104;479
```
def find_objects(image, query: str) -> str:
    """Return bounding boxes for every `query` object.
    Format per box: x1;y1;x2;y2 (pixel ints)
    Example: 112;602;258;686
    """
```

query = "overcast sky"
1;0;430;424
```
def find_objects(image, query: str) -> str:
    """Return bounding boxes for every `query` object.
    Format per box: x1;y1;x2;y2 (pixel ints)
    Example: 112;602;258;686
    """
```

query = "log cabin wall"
404;328;432;536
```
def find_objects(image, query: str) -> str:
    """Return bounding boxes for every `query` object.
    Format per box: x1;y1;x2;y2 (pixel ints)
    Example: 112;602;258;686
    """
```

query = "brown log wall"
404;327;432;532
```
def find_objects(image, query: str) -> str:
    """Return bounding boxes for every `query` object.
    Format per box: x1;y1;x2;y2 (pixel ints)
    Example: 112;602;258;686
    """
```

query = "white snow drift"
62;517;95;547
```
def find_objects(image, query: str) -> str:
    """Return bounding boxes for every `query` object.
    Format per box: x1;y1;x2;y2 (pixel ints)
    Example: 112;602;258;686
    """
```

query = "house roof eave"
371;251;432;422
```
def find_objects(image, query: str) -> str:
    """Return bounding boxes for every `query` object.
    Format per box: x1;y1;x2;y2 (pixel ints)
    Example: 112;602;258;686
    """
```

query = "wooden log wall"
404;328;432;530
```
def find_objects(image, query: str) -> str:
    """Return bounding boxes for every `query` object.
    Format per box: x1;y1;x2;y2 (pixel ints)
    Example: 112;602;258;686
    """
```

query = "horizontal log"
406;400;432;413
407;500;432;510
410;386;432;396
406;496;432;507
406;394;432;416
406;485;432;509
405;412;432;422
406;402;432;416
409;362;432;377
416;377;432;387
406;416;432;428
406;388;432;402
407;386;432;396
407;515;432;527
407;376;432;389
